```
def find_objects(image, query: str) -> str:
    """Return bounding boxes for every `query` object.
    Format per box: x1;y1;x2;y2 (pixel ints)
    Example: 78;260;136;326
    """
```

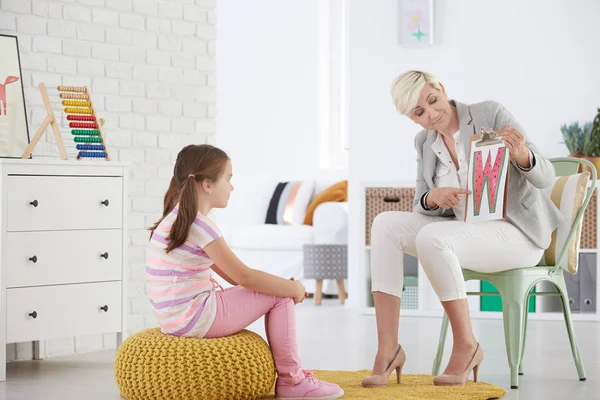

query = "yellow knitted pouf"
114;328;276;400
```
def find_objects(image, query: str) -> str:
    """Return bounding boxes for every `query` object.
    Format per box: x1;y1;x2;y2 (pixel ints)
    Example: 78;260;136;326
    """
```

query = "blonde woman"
361;70;562;387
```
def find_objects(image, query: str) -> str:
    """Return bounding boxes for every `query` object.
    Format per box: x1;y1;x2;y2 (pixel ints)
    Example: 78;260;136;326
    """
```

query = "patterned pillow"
265;181;315;225
539;171;590;273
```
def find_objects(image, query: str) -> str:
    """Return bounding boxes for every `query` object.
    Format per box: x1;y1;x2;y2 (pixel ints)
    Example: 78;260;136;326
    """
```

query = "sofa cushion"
304;180;348;225
265;180;315;225
539;171;590;273
230;224;315;250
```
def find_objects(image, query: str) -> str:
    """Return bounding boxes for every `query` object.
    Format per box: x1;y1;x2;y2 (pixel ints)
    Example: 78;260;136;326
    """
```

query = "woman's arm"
210;263;238;286
492;102;555;189
413;132;445;216
204;237;304;300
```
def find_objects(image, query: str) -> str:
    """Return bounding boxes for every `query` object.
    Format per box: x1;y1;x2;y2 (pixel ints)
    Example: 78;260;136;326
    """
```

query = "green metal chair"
431;157;596;389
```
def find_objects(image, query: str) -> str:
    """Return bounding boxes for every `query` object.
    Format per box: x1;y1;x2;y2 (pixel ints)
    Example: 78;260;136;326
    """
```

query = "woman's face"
409;84;454;132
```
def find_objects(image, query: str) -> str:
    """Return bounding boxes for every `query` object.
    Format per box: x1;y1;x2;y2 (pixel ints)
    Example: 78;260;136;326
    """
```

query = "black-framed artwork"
0;34;30;158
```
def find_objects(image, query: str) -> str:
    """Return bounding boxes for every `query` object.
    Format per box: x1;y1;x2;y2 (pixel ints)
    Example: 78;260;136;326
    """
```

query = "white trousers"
370;211;544;302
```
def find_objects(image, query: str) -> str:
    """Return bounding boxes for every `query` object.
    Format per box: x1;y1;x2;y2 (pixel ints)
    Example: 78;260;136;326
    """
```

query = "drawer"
5;230;123;288
581;190;597;249
6;281;122;343
6;175;123;231
365;188;415;245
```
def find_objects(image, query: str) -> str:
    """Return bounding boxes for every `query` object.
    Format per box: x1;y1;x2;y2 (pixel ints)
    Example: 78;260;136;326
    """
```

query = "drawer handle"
100;305;108;312
101;252;109;259
30;199;39;207
584;299;592;306
100;199;110;206
29;255;38;263
383;197;400;203
29;311;38;319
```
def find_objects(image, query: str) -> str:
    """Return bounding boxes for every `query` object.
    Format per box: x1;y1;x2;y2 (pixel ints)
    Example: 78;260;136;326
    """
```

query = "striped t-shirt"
146;204;222;338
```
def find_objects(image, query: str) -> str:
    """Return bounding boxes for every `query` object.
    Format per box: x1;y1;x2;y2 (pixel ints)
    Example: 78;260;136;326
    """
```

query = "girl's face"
206;160;234;209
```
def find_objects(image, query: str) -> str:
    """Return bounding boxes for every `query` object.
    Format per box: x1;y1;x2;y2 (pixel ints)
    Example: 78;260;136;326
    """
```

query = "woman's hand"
500;124;530;168
290;277;307;304
428;187;471;209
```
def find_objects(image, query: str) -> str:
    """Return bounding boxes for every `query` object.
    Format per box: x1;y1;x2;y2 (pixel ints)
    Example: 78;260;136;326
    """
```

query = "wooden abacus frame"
21;83;111;161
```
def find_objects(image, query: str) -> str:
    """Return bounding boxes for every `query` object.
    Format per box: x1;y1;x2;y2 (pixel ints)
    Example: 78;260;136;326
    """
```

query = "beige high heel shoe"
433;343;484;386
361;345;406;388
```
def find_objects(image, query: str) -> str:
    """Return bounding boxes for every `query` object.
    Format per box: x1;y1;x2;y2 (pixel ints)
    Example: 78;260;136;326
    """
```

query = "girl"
147;144;344;400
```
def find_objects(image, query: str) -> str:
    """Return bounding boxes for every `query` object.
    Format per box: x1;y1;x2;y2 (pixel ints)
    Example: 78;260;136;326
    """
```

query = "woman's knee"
415;222;449;254
371;211;411;241
371;211;393;237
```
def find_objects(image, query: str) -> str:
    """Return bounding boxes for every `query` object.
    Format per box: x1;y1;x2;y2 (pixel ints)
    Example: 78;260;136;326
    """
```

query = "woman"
361;70;562;387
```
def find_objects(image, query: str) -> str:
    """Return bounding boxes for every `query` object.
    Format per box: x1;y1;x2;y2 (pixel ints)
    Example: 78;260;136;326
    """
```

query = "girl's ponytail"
166;174;198;252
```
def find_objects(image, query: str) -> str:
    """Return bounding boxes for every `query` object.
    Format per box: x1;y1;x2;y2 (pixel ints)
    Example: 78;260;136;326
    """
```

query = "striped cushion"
539;171;590;273
265;181;315;225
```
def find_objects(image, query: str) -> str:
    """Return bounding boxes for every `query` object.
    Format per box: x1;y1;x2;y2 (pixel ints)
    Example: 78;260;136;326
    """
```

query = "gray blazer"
413;100;563;249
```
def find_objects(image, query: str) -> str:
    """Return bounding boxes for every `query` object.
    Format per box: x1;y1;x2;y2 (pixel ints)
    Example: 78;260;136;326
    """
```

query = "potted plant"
583;108;600;174
560;121;590;158
561;119;595;175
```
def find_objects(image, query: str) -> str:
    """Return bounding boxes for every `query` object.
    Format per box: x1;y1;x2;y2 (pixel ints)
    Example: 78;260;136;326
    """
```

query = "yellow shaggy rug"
264;370;505;400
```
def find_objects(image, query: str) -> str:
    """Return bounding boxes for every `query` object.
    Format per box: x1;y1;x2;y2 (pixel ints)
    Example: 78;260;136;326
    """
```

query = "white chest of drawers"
0;160;129;381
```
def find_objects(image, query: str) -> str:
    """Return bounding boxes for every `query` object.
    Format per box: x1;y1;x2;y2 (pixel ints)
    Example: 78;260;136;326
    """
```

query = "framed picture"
399;0;434;46
0;34;30;158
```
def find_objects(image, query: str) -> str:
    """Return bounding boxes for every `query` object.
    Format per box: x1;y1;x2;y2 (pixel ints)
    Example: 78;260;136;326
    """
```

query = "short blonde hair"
390;70;442;116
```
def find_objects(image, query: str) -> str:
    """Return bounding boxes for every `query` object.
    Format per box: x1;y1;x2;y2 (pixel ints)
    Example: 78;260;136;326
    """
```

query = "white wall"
216;0;347;228
0;0;216;360
216;0;320;181
346;0;600;308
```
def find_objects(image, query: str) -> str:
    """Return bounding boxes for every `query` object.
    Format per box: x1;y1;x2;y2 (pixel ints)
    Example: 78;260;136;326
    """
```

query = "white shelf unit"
359;181;600;322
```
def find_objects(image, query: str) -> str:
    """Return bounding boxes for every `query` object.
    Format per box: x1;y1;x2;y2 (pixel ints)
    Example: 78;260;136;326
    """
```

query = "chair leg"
336;279;346;304
314;280;323;305
431;312;449;376
555;276;586;381
519;294;530;376
501;286;529;389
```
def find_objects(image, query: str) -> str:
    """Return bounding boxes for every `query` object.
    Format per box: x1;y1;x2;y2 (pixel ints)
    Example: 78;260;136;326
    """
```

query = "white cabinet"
0;160;129;381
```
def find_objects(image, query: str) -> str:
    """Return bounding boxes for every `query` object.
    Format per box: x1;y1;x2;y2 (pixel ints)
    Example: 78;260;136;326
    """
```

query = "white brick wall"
0;0;216;361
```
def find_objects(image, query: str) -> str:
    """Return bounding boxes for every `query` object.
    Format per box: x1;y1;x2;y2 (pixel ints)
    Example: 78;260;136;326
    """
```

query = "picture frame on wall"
0;34;30;158
399;0;434;46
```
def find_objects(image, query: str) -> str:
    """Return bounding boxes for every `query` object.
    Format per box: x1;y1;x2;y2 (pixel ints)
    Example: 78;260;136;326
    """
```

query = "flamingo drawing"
0;76;20;116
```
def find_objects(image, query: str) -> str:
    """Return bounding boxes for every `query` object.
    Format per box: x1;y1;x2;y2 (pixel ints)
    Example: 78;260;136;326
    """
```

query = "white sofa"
214;177;348;295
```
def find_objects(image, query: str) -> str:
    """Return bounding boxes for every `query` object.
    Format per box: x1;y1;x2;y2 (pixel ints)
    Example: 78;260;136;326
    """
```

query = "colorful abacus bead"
73;136;103;143
64;107;93;114
78;151;107;158
71;129;100;136
69;122;98;129
67;115;96;121
76;144;105;151
62;100;91;107
60;93;88;100
57;85;86;93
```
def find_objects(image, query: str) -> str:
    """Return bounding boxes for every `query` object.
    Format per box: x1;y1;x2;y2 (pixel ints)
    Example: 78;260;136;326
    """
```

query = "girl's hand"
290;277;307;304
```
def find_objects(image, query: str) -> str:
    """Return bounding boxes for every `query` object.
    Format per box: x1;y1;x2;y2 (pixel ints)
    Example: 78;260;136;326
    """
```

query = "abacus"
21;83;111;160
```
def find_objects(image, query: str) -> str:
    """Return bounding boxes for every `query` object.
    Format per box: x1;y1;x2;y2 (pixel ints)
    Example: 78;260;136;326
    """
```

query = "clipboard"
464;127;510;222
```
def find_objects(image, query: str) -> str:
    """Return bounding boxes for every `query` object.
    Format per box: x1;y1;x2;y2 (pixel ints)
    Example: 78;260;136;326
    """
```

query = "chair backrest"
539;157;596;274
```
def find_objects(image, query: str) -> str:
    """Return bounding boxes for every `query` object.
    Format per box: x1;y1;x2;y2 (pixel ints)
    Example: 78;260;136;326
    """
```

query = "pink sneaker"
276;370;344;400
